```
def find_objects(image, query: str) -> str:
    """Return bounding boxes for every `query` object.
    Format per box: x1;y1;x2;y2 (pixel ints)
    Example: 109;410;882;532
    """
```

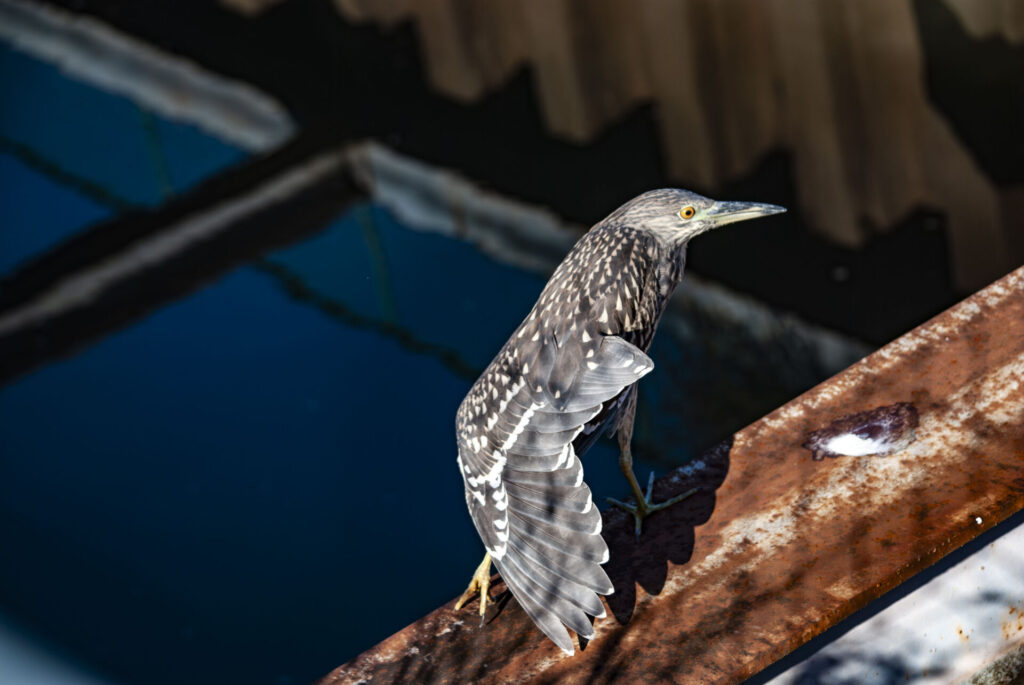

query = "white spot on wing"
501;402;541;454
480;453;507;489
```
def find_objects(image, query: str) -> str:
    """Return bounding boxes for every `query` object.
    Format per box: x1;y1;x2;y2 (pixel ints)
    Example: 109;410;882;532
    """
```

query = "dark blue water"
0;42;675;684
0;43;244;206
0;41;243;272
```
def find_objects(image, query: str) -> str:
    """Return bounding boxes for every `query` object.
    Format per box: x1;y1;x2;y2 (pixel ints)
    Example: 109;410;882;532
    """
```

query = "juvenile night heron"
454;188;785;654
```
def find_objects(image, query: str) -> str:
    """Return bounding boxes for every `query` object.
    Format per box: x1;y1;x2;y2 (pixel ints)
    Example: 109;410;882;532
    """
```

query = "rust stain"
322;265;1024;684
1004;603;1024;641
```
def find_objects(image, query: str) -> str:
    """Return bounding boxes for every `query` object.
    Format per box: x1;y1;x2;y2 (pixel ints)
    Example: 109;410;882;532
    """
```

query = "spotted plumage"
455;188;785;653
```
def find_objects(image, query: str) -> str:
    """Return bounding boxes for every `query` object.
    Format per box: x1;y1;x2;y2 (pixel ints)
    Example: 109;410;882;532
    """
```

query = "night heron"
453;188;785;654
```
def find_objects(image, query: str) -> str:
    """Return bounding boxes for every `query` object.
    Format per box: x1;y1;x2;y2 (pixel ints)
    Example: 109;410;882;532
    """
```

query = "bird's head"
607;188;786;246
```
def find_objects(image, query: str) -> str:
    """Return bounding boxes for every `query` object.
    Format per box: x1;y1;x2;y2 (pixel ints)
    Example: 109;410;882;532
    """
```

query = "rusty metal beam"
321;264;1024;684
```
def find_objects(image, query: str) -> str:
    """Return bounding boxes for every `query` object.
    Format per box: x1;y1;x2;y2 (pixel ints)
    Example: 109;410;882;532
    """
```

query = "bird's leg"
606;392;698;537
454;552;494;625
607;443;698;538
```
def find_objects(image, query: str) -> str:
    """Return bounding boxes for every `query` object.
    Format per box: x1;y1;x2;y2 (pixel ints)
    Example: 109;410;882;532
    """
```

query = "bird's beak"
705;200;786;228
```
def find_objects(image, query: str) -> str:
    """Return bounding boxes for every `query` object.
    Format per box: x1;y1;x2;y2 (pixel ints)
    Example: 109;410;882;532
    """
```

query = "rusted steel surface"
322;265;1024;684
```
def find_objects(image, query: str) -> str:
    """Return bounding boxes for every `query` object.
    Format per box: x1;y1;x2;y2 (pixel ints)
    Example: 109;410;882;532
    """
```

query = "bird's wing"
457;334;654;654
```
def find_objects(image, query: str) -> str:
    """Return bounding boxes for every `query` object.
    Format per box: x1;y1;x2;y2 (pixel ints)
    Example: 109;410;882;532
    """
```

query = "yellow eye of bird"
679;206;696;220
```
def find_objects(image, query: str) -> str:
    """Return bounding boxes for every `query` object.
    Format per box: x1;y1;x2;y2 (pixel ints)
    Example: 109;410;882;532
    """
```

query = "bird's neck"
654;243;687;305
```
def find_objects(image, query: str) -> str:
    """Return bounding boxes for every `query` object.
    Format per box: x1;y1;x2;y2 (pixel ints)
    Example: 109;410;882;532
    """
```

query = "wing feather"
505;527;613;594
503;535;608;617
504;479;593;513
498;561;577;654
496;552;596;639
504;485;610;564
503;459;583;488
526;405;603;432
507;491;603;534
457;333;653;653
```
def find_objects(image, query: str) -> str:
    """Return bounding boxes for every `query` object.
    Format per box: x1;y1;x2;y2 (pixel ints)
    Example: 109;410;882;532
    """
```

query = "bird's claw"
454;552;493;626
607;471;698;539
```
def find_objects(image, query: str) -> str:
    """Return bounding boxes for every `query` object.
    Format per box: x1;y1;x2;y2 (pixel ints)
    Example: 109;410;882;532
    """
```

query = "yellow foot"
608;472;698;538
454;552;493;625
